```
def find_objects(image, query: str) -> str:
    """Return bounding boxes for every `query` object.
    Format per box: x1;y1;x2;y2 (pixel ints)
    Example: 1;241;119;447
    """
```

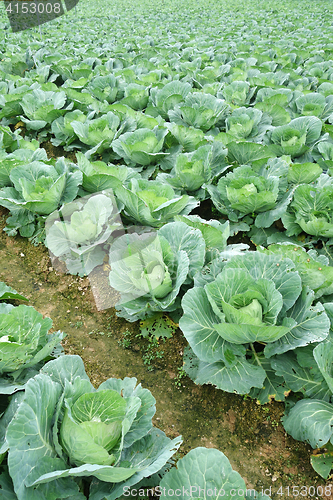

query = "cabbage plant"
120;83;150;110
156;143;228;198
71;111;128;154
0;146;49;188
5;355;182;500
51;109;87;148
0;283;62;396
74;152;139;194
180;251;331;401
87;74;124;104
221;80;256;107
0;158;82;239
295;93;333;122
0;299;64;465
282;174;333;238
114;178;198;227
168;92;229;132
149;80;192;119
111;127;168;166
0;305;64;388
208;165;279;221
218;107;272;143
268;116;323;158
108;221;206;321
20;89;67;130
171;123;208;150
207;157;294;229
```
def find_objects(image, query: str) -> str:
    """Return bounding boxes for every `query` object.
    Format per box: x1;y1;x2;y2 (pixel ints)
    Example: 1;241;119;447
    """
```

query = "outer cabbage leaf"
6;374;85;500
0;281;27;302
226;141;275;166
271;351;331;401
159;447;246;500
287;162;322;185
264;287;330;357
283;399;333;449
183;346;265;394
75;152;133;193
89;429;182;500
248;356;289;404
258;243;333;299
51;110;87;148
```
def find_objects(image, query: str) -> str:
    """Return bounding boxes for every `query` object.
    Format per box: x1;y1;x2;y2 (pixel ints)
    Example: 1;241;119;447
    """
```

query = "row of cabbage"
1;0;333;482
1;84;333;244
1;117;333;246
0;1;332;243
0;281;269;500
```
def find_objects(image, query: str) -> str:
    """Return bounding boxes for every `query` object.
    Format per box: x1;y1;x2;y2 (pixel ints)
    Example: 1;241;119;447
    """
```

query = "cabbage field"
1;0;333;497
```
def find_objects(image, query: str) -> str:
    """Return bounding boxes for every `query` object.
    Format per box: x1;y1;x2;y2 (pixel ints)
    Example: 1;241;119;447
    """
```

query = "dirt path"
0;207;329;498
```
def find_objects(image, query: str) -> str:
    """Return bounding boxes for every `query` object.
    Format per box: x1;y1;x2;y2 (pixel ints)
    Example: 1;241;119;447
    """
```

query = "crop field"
0;0;333;497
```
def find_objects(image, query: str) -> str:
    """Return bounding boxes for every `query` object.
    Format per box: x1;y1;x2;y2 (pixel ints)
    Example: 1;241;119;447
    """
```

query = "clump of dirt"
0;206;330;497
40;140;78;162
